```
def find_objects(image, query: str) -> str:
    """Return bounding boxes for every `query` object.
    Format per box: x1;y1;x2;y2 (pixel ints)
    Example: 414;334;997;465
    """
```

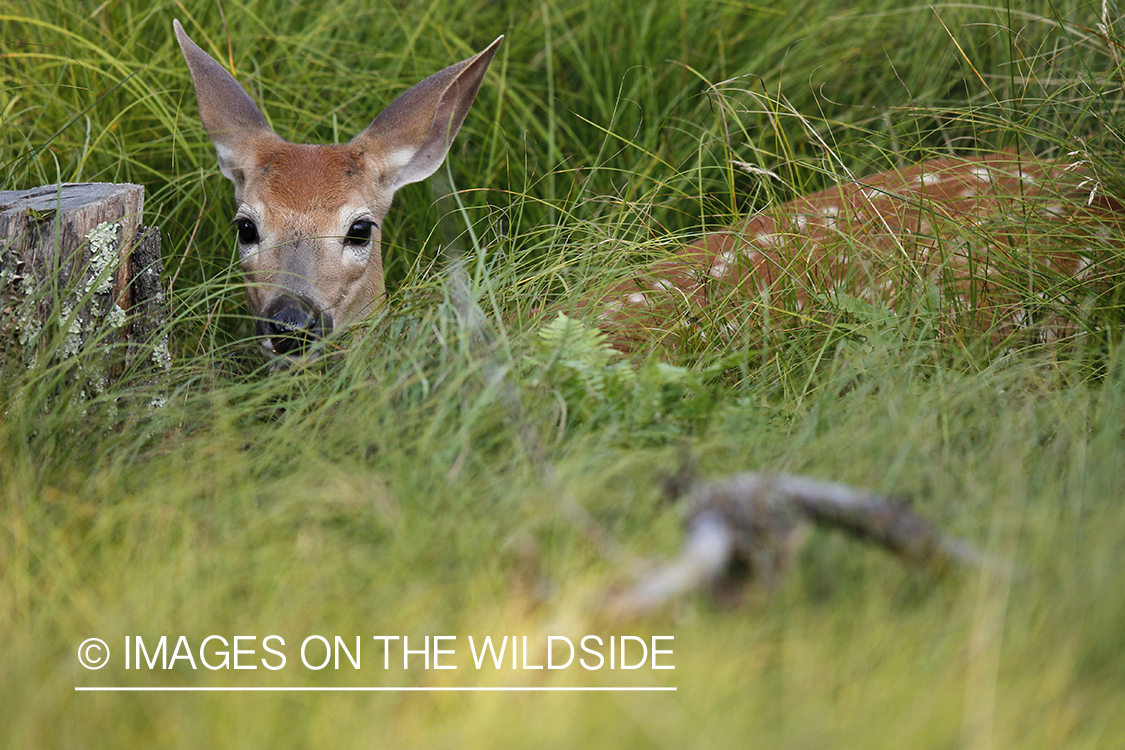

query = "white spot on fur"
597;300;622;321
627;292;648;306
1075;255;1095;280
818;204;840;229
710;251;733;278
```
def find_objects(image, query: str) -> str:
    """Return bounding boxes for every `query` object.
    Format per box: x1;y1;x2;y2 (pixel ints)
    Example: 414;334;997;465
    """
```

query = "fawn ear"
352;36;503;190
174;19;282;190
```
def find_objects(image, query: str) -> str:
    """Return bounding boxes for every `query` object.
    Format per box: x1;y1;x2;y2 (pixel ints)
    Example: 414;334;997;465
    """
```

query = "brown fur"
250;145;368;214
578;151;1121;352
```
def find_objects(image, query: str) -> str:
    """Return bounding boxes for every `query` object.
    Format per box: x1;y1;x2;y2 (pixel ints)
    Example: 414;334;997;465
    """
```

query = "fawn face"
174;20;501;360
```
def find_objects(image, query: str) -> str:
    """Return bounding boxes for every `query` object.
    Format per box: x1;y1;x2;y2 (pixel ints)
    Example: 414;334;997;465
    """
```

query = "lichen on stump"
0;182;169;395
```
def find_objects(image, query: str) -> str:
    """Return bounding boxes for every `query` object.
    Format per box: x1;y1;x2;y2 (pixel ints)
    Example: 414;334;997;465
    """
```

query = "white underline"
75;686;676;692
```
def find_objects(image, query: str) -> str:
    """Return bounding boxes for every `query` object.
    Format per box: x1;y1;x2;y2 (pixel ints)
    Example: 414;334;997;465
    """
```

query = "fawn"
177;21;1114;361
579;151;1118;353
174;20;502;361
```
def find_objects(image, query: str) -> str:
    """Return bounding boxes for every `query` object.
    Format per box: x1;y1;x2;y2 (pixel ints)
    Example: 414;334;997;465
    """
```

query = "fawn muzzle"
258;294;333;357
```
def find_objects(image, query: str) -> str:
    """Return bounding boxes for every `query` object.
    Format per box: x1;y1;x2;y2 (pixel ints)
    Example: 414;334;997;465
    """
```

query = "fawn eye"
345;220;375;246
235;218;259;245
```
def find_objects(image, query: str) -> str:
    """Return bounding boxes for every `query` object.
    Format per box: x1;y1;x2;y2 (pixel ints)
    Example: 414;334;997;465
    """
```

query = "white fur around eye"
339;210;376;266
343;241;371;265
233;212;261;260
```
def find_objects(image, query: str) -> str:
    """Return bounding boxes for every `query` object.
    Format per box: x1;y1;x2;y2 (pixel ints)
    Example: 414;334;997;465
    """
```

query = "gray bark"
0;182;168;389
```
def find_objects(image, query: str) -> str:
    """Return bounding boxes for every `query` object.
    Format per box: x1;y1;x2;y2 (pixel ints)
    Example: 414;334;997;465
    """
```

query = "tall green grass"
2;0;1125;747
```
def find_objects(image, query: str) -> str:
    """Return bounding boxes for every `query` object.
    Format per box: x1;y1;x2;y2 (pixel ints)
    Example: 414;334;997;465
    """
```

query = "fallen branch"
608;472;983;617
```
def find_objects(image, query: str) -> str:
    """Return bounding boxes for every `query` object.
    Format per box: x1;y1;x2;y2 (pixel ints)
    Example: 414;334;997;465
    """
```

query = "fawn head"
174;20;501;361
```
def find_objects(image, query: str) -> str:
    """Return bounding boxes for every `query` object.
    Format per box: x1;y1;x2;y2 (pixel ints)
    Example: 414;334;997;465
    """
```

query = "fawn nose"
258;295;333;356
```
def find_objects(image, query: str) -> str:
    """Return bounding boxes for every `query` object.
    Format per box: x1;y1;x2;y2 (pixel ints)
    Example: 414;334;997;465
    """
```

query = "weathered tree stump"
0;182;168;392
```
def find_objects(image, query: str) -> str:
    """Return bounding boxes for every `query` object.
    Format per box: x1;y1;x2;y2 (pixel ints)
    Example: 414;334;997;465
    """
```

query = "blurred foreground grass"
2;0;1125;747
